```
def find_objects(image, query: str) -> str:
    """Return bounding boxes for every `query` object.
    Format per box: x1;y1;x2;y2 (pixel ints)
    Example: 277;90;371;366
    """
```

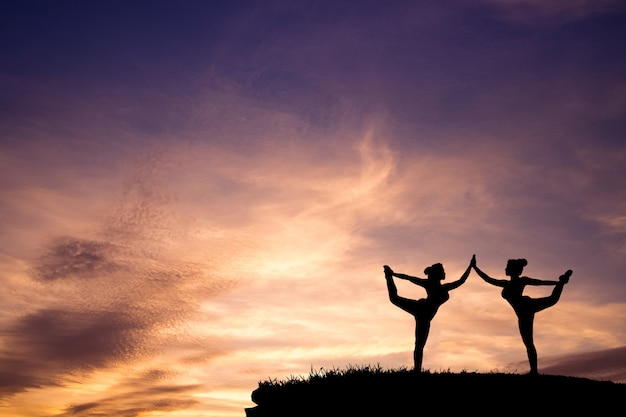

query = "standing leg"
518;313;538;375
414;319;431;373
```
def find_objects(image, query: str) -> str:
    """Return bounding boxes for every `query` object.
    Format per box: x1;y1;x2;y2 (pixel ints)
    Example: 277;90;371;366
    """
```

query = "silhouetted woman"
384;256;473;373
472;255;572;375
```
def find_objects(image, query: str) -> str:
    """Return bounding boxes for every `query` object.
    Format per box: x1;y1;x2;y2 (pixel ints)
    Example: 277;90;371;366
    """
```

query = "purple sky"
1;1;626;416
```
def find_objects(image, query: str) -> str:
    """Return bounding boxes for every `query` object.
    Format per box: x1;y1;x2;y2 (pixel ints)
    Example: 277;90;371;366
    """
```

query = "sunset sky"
1;1;626;416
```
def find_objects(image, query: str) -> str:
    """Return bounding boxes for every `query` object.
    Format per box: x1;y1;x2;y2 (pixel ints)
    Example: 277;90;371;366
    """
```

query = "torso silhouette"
501;278;523;300
501;277;532;313
425;280;450;305
418;280;450;320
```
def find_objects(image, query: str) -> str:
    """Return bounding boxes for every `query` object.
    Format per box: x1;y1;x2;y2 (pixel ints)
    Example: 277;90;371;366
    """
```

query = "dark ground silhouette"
245;367;625;417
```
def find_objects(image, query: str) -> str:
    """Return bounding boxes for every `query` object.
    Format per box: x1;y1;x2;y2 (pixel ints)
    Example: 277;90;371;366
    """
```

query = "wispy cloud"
534;346;626;382
54;383;202;417
31;238;122;282
0;145;232;410
483;0;623;23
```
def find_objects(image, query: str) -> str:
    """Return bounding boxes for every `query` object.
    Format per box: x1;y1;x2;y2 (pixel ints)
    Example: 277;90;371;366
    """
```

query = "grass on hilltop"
247;364;626;417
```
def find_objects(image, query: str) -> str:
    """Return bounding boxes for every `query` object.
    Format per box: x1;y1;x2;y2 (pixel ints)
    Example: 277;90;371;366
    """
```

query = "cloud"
1;106;624;415
0;255;204;397
538;346;626;382
54;383;202;417
31;238;122;281
0;145;235;403
483;0;624;23
3;309;145;375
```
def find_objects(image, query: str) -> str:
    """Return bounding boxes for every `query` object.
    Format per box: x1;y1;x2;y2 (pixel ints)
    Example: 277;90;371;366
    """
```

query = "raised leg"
533;281;565;313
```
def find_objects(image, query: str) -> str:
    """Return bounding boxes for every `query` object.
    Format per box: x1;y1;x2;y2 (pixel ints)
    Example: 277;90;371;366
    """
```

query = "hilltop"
245;365;625;416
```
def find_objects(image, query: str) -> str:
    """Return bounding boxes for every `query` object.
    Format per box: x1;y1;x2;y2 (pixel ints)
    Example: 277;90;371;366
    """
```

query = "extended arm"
443;256;474;291
472;260;508;287
384;266;428;286
394;272;428;286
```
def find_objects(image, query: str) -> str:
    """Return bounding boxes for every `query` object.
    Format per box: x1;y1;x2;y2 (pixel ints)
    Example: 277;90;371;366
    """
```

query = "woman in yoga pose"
472;255;572;375
384;256;473;373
